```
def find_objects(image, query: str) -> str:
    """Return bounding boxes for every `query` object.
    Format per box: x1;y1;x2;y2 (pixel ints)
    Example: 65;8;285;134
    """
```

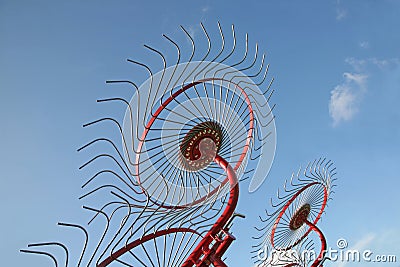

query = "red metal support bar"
182;154;239;266
305;220;327;267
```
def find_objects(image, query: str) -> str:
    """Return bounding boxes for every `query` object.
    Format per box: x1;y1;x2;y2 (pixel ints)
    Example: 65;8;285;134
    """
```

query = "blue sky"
1;1;399;266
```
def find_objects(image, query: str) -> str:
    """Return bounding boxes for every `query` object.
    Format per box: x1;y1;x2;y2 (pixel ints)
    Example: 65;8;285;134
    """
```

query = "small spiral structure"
252;158;337;267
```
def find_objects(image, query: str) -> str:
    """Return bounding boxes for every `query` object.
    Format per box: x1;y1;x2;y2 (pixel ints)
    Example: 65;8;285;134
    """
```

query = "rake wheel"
21;22;276;267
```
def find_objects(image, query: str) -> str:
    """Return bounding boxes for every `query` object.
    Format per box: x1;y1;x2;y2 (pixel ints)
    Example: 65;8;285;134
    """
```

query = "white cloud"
359;41;369;49
329;84;358;126
329;57;399;126
346;57;400;71
336;8;347;20
343;72;367;88
329;72;367;126
201;6;209;13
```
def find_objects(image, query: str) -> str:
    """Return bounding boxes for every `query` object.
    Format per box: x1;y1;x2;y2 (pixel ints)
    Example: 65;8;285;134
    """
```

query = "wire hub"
290;203;311;230
180;121;223;170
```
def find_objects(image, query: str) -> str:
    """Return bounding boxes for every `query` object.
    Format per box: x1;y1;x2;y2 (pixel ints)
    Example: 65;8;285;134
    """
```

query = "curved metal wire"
21;22;276;266
251;158;336;267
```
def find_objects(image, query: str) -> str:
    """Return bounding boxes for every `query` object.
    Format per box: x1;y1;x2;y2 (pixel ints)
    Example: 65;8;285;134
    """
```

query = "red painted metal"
135;78;253;209
305;220;327;267
270;182;328;250
181;154;239;267
98;76;250;267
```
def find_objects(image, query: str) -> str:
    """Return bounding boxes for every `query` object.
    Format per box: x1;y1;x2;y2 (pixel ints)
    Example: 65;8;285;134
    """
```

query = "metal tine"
321;159;332;185
270;194;288;208
238;53;265;82
160;33;180;96
300;160;314;182
244;58;269;88
82;206;110;267
140;174;171;207
200;21;226;77
57;223;88;267
95;97;141;158
217;24;236;64
252;131;269;151
291;167;309;188
252;230;274;251
202;22;226;123
284;177;301;194
96;191;132;265
105;80;141;156
277;187;287;200
126;59;154;131
252;89;275;120
170;204;216;233
231;42;258;78
316;158;327;180
251;87;275;116
227;32;249;70
242;68;273;99
221;41;256;124
81;116;143;158
216;31;249;103
86;201;123;225
239;176;250;182
79;183;137;202
165;25;195;91
182;22;211;88
27;242;68;267
81;169;139;196
143;44;167;117
307;158;324;181
77;137;129;169
109;206;161;264
20;249;59;267
78;153;134;182
211;24;237;88
253;116;273;144
253;215;276;232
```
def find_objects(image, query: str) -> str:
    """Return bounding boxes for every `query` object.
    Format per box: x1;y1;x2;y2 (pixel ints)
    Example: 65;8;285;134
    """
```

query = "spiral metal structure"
252;159;337;267
21;22;276;267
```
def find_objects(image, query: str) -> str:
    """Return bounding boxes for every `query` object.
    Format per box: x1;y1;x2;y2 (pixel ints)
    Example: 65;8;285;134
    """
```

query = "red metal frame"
181;154;239;267
135;78;253;209
98;78;253;266
270;182;327;250
305;220;327;267
269;182;328;267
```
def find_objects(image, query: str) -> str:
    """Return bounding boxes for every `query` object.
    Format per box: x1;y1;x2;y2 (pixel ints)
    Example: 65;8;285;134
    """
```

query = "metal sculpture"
252;159;337;267
21;22;276;266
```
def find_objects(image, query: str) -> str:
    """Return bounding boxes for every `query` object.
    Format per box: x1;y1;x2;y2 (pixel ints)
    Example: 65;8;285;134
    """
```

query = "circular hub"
289;204;311;230
180;121;223;171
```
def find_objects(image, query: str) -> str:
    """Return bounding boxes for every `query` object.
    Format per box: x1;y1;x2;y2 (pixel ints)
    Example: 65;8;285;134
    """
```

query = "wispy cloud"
335;0;347;21
346;57;400;70
329;72;367;126
359;41;369;49
336;8;347;20
201;6;210;13
329;56;400;126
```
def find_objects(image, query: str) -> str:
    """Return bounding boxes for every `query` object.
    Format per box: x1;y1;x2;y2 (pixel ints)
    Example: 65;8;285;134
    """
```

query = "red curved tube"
182;154;239;266
305;220;327;267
